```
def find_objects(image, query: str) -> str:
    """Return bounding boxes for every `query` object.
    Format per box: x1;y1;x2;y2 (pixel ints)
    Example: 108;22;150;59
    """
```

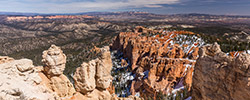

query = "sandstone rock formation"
74;60;97;94
42;45;76;97
96;46;113;89
49;75;76;97
0;56;14;64
111;27;200;98
0;45;142;100
192;43;250;100
72;46;142;100
0;58;59;100
42;44;67;76
73;46;113;100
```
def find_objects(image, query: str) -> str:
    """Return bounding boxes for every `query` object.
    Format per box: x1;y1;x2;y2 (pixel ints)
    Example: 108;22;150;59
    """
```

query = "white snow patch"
185;96;192;100
135;92;140;97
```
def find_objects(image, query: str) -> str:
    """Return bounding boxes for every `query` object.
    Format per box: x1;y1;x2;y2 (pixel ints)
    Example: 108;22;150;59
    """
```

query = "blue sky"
0;0;250;15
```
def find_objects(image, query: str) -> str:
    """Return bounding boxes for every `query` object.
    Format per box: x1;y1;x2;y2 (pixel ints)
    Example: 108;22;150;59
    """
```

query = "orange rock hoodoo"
111;26;200;98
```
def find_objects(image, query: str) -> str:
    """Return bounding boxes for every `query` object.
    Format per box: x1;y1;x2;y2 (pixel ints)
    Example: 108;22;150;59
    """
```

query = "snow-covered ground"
111;50;134;97
173;34;205;54
185;96;192;100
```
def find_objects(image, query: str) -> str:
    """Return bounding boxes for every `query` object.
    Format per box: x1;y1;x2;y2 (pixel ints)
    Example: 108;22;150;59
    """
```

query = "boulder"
15;59;34;72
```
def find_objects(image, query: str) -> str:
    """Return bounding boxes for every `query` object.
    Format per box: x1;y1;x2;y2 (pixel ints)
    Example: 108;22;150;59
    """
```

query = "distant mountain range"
1;11;250;18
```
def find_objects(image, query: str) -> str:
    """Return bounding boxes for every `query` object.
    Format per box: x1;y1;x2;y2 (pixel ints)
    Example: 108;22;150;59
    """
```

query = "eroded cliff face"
111;26;203;98
0;45;142;100
192;43;250;100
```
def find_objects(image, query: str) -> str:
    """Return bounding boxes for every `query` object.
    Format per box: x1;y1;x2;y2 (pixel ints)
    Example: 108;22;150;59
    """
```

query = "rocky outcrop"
184;67;194;91
74;60;97;94
41;45;76;97
73;46;113;99
96;47;113;89
0;56;14;64
72;46;142;100
49;75;76;97
0;44;142;100
0;45;77;100
111;27;200;98
0;58;59;100
192;43;250;100
42;44;67;77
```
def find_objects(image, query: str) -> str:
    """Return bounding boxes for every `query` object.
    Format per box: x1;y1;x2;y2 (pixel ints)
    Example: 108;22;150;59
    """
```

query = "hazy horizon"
1;11;250;16
0;0;250;15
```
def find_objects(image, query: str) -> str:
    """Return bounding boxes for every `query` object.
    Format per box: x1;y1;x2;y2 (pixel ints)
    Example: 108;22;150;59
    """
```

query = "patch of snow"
173;34;205;53
174;79;184;89
111;50;134;97
143;70;149;79
185;96;192;100
155;39;160;43
135;92;140;97
184;64;193;72
172;86;185;94
247;50;250;54
169;40;174;45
